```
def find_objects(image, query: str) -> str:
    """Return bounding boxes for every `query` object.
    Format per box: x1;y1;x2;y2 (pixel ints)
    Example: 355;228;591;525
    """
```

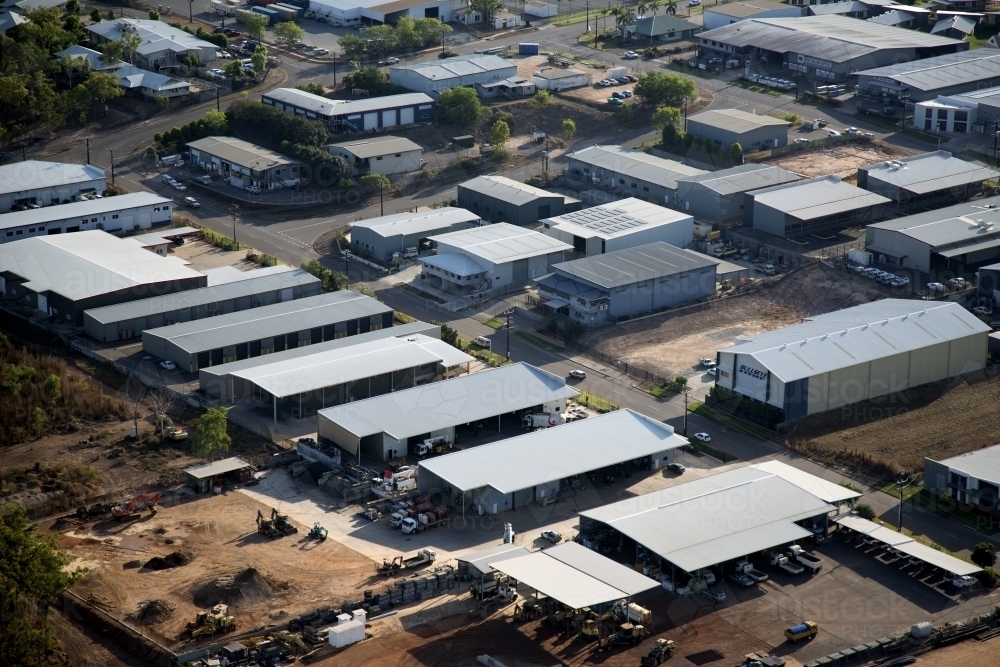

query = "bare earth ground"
166;239;257;272
579;263;895;379
918;634;1000;666
764;143;910;180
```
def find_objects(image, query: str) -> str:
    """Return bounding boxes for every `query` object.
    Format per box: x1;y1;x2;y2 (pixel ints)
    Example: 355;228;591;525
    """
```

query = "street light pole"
230;203;240;246
896;477;910;533
379;181;384;216
108;149;115;185
682;390;689;436
505;310;513;360
86;138;90;165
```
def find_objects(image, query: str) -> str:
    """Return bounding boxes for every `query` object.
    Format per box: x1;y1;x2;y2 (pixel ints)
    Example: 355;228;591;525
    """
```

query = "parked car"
828;129;841;137
794;138;808;145
568;369;587;379
171;182;187;192
927;282;945;292
215;51;232;60
161;174;174;183
622;90;633;97
947;277;968;288
246;184;262;194
598;79;613;87
160;360;176;370
846;127;860;135
625;74;638;83
688;0;701;5
623;51;639;59
541;530;562;544
616;76;630;84
607;97;623;105
729;573;755;588
666;462;686;473
693;432;712;443
378;56;400;66
612;91;625;99
223;28;240;36
313;47;328;56
701;588;725;603
184;196;199;208
706;367;717;376
973;306;991;317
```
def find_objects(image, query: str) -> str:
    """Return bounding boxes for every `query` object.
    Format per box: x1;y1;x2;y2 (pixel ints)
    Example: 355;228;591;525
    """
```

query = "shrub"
972;542;997;568
976;569;999;590
855;504;876;521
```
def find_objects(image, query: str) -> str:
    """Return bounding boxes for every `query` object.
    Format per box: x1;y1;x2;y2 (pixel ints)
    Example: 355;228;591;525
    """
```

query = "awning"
833;515;980;576
457;544;532;574
542;299;568;310
937;236;1000;258
834;514;911;546
865;244;907;258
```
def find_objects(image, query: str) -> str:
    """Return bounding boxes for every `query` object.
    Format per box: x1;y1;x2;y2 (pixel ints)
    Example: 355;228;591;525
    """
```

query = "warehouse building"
457;176;580;226
566;145;707;206
541;198;693;257
86;18;218;69
714;300;989;420
703;0;802;31
686;109;791;151
328;136;423;177
141;291;393;372
308;0;460;26
419;409;687;515
746;175;891;238
619;15;702;42
350;207;480;261
317;362;578;461
0;160;105;212
856;50;1000;109
865;195;1000;270
187;137;302;191
857;151;998;212
200;320;439;401
535;242;717;325
82;266;320;342
925;445;1000;513
0;192;173;242
910;85;1000;134
580;461;858;581
389;55;517;98
420;223;571;294
221;334;472;423
978;262;1000;304
697;15;966;83
675;164;800;222
261;89;435;131
0;230;205;325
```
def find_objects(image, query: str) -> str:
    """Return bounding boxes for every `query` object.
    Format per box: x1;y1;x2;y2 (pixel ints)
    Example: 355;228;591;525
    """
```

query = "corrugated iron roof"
567;145;706;190
0;192;170;231
429;222;572;265
543;197;691;241
676;164;800;196
350;207;480;238
551;241;716;289
750;175;890;221
856;49;1000;92
183;456;252;479
459;175;566;206
329;136;422;159
833;515;980;575
932;444;1000;489
868;195;1000;248
456;544;532;573
688;108;790;134
864;152;998;193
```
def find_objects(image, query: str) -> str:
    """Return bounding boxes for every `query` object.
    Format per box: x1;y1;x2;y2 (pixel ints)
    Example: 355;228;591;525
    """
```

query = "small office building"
141;291;393;372
114;65;191;99
531;68;592;91
457;175;580;226
747;175;891;238
925;445;1000;512
857;151;998;212
388;55;518;98
535;241;717;325
261;89;436;131
0;160;105;212
0;192;173;242
350;207;480;261
541;198;694;256
620;15;702;42
328;136;423;177
703;0;802;31
865;195;1000;270
475;76;535;99
82;266;320;342
420;223;572;294
565;145;706;206
317;362;578;460
686;109;790;151
675;164;800;222
187;136;301;191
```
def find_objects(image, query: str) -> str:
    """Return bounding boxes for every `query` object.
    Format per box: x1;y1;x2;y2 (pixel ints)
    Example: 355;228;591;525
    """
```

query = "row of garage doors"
346;107;416;132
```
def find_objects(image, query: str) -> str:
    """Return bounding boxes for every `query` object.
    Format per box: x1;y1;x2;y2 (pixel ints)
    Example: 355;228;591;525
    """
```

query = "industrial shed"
350;208;480;261
541;198;693;256
535;242;717;325
0;230;205;325
565;145;706;206
857;151;998;213
187;137;301;191
261;89;436;131
183;457;253;493
531;68;592;91
746;175;891;238
418;409;687;515
686;109;790;151
388;55;517;98
856;50;1000;109
82;266;320;342
925;444;1000;516
457;175;580;226
317;362;578;461
703;0;802;31
675;164;800;222
580;461;859;580
141;291;393;372
714;300;989;420
0;160;105;212
865;195;1000;270
0;192;173;243
328;136;423;177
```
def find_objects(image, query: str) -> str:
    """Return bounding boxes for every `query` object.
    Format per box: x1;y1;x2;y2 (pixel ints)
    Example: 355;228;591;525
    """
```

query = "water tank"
911;621;932;639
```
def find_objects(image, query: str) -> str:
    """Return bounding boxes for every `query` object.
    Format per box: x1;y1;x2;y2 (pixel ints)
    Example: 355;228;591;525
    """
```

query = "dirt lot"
917;634;1000;665
763;142;910;180
579;263;895;380
167;239;257;273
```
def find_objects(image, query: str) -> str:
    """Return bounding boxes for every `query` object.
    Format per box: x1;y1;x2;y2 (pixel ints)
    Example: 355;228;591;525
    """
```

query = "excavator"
112;492;164;519
377;556;403;576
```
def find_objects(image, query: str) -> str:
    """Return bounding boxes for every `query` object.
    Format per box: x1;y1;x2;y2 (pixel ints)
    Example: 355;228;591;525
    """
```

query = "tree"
43;374;61;406
434;321;460;347
147;387;175;441
395;15;421;52
342;65;389;95
359;172;390;193
562;118;576;138
30;406;44;434
855;503;876;520
972;542;997;569
730;141;743;163
65;0;80;14
530;89;551;108
490;118;510;148
614;4;636;29
651;105;681;132
665;0;677;15
192;407;231;459
61;54;88;88
90;8;101;21
414;17;452;48
81;72;123;110
121;374;146;436
148;8;160;20
224;59;245;79
301;259;347;292
274;21;304;48
437;85;481;125
637;0;649;17
107;9;115;19
20;7;75;52
633;70;696;108
297;82;326;96
0;504;84;665
470;0;504;20
251;44;268;74
242;13;267;40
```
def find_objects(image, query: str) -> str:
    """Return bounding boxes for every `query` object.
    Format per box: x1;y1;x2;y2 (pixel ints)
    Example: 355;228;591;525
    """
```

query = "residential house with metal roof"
420;223;572;294
858;151;998;212
349;207;480;261
865;194;1000;270
925;444;1000;516
675;164;800;222
746;175;891;238
187;136;301;191
83;265;321;342
0;230;206;325
856;49;1000;109
389;54;518;98
0;192;173;242
703;0;802;31
0;160;105;212
328;136;423;177
86;18;218;69
565;145;707;206
317;362;579;460
714;299;988;419
931;13;978;39
261;89;436;131
540;197;694;256
619;14;702;42
141;291;393;372
686;108;791;150
114;64;191;99
457;175;581;227
54;45;124;72
535;241;717;325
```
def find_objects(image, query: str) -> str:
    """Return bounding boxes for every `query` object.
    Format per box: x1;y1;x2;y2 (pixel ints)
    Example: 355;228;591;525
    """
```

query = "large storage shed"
685;109;790;151
703;0;802;31
535;242;717;325
141;291;393;372
0;192;173;242
565;145;706;206
746;175;891;238
418;409;687;515
0;160;105;212
388;55;517;98
317;362;578;461
855;49;1000;108
457;175;580;226
83;266;320;342
349;207;480;261
187;137;301;191
261;89;436;131
925;444;1000;514
675;164;800;222
714;299;989;420
540;198;693;257
857;151;998;213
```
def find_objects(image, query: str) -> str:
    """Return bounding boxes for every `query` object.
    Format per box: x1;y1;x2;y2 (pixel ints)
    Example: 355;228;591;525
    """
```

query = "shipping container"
518;42;539;55
269;5;298;21
251;6;279;23
273;2;302;17
606;67;627;79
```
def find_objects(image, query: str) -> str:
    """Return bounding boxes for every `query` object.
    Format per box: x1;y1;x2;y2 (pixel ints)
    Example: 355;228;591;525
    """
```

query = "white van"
474;336;491;347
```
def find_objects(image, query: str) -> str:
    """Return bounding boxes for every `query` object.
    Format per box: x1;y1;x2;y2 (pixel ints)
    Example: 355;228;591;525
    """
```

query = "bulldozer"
112;492;163;519
160;416;188;441
271;508;298;536
308;523;328;540
641;638;676;665
257;509;281;539
598;623;647;651
580;618;601;641
377;556;403;576
513;599;542;622
187;603;237;641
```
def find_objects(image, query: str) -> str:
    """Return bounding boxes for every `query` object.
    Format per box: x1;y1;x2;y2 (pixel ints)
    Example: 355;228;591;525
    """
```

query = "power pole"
586;0;590;32
216;86;220;112
108;148;115;185
86;138;90;165
504;310;513;360
188;0;194;23
896;478;910;532
682;390;689;436
230;203;240;245
379;180;384;216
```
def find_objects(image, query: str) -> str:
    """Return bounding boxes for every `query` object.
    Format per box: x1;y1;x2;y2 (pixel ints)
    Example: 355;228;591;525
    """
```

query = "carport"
457;544;532;600
833;515;981;577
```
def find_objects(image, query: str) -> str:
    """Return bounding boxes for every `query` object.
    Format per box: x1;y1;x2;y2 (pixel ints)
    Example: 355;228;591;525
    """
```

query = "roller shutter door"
363;112;378;129
400;107;414;124
512;258;529;282
382;109;397;127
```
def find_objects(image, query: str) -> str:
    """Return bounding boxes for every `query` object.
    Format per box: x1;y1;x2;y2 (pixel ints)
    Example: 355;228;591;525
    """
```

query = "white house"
86;18;218;70
115;65;191;98
327;136;423;176
54;45;124;72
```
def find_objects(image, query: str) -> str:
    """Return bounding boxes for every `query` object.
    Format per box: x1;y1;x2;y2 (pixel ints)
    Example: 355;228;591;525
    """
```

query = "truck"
211;0;236;15
522;412;566;430
414;436;451;457
612;600;651;625
389;511;407;528
401;548;436;569
606;66;627;80
786;545;823;573
784;621;818;643
401;510;450;534
770;554;804;575
734;560;768;583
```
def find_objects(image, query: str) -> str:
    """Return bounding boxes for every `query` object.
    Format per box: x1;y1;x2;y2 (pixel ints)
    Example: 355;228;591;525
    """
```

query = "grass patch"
460;340;510;367
665;60;719;79
552;11;591;26
576;31;624;49
907;489;1000;535
651;377;688;398
514;330;563;352
840;480;864;494
482;318;504;330
575;391;619;413
397;284;445;304
880;481;921;501
855;113;944;145
728;79;784;97
691;403;773;441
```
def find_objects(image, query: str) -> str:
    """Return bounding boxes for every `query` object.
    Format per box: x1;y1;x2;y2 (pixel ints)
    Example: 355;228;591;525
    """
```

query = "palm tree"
665;0;677;15
599;7;611;36
649;0;662;15
637;0;648;17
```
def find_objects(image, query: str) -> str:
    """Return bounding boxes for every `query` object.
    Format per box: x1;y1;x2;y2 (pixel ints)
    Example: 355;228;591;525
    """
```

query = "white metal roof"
857;49;1000;92
751;460;861;504
833;515;980;575
567;145;706;190
0;160;104;197
317;362;578;441
931;444;1000;487
187;136;299;170
389;54;516;83
349;207;480;238
183;456;252;479
867;195;1000;249
231;334;472;398
418;252;488;277
543;542;661;596
86;18;218;53
459;175;565;206
429;222;572;265
129;226;200;247
676;164;800;196
688;108;790;133
419;410;686;493
725;299;990;383
750;175;891;221
0;192;171;231
862;151;998;195
457;544;532;573
551;242;716;290
833;514;913;545
329;136;423;159
543;197;691;241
